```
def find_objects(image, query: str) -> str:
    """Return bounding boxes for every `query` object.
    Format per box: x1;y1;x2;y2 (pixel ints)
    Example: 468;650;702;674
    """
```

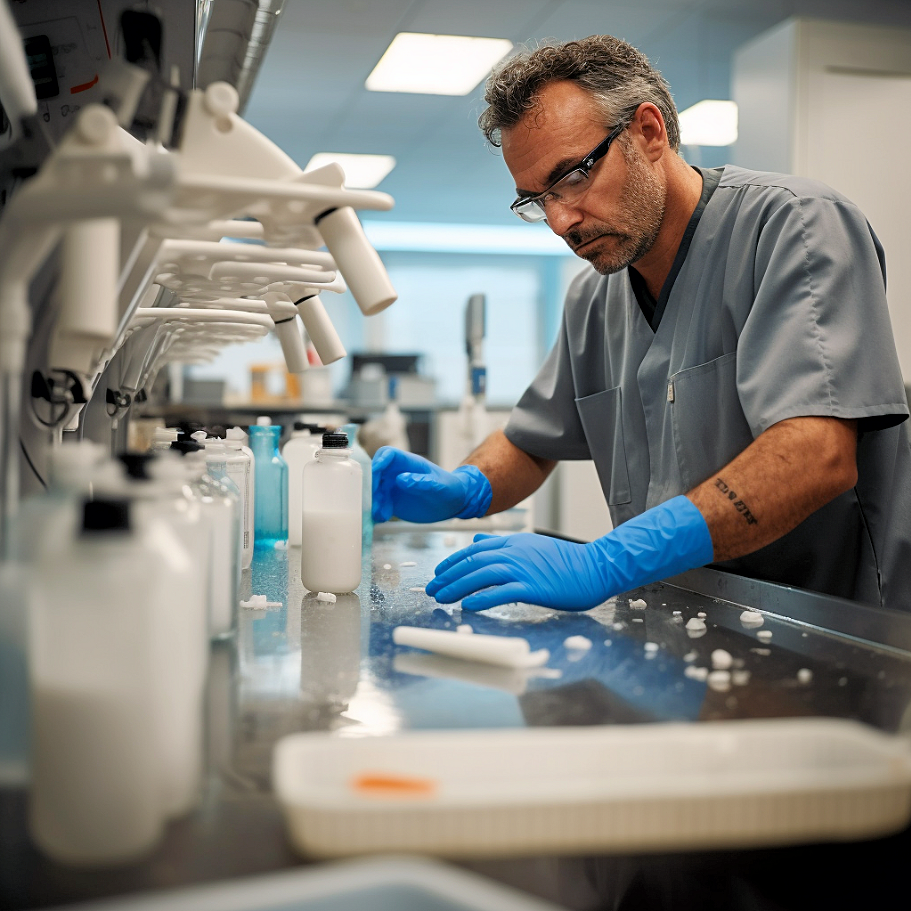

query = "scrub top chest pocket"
575;386;632;506
670;352;754;492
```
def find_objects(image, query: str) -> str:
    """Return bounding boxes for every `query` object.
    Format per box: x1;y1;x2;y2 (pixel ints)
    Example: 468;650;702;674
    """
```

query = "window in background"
378;252;543;407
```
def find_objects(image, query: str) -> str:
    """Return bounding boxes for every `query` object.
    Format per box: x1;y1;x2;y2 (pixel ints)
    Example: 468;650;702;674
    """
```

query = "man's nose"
545;199;584;236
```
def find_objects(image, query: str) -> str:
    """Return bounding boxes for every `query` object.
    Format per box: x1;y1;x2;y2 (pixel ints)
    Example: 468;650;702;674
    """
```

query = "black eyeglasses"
509;122;626;223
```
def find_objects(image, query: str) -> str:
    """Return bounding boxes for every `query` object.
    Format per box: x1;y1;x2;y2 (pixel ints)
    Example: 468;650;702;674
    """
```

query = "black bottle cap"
119;452;156;480
293;421;308;431
82;498;131;534
321;431;349;449
170;440;204;455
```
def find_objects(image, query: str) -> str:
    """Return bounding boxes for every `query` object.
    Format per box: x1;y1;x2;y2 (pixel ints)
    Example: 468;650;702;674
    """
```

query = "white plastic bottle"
149;427;181;452
282;422;323;547
120;453;207;819
224;427;255;569
301;431;362;593
340;422;373;552
172;440;240;640
28;498;165;866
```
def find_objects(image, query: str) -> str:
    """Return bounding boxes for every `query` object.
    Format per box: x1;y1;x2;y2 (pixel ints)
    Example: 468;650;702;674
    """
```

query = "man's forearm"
686;416;858;562
461;429;556;515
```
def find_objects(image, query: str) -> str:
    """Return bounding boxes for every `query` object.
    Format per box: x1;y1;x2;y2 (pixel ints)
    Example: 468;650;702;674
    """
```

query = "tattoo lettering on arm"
713;478;758;525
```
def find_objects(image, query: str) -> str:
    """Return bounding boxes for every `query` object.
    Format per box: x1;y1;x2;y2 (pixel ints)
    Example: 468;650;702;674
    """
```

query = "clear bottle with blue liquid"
248;424;288;547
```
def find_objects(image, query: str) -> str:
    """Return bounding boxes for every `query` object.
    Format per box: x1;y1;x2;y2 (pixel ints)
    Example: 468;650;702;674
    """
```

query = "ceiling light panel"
366;32;513;95
304;153;396;188
679;100;739;147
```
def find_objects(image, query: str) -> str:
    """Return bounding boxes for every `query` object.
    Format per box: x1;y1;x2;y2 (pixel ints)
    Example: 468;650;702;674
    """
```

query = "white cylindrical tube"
51;219;120;375
263;292;309;374
315;207;397;316
295;294;346;365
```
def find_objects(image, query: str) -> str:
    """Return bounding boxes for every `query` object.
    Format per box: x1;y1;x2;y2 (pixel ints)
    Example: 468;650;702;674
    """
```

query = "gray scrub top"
505;165;911;609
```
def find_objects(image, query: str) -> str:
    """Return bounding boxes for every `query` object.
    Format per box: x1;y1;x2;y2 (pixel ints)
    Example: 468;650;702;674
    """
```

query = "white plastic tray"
272;718;911;858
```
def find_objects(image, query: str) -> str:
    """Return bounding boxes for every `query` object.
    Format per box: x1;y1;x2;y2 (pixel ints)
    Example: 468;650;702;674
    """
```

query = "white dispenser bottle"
29;498;165;866
282;422;323;547
224;427;255;569
301;432;363;594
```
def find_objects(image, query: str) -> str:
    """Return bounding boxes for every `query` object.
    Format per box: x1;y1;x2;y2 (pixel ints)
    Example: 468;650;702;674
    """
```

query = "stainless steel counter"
2;524;911;910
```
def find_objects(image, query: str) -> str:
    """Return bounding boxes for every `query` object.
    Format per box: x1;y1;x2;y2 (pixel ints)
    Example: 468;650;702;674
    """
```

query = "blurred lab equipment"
301;432;362;593
249;424;288;548
359;376;410;457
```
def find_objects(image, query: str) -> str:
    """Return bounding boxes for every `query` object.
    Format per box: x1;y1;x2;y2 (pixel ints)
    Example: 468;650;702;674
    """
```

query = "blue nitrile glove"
425;495;714;612
371;446;493;524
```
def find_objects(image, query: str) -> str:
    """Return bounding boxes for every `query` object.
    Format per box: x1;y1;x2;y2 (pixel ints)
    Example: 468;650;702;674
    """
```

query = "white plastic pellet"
603;639;612;647
563;636;592;651
711;649;733;670
400;561;417;567
409;587;425;592
316;592;337;603
629;598;647;609
456;624;473;634
612;621;626;631
797;668;813;684
683;650;698;663
644;641;659;652
751;647;772;656
732;669;751;686
684;665;708;681
740;610;764;627
632;617;644;623
672;610;682;616
383;563;392;570
563;635;592;651
756;629;773;642
685;618;706;631
697;611;706;619
707;669;731;691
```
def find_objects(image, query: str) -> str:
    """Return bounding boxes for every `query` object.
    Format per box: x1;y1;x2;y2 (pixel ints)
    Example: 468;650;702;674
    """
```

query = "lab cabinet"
732;17;911;380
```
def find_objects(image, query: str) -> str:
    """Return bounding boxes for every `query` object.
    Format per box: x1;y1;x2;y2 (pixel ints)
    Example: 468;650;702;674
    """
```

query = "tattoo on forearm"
714;478;758;525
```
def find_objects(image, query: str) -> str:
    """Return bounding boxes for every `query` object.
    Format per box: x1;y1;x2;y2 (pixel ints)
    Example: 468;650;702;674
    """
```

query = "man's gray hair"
479;35;680;151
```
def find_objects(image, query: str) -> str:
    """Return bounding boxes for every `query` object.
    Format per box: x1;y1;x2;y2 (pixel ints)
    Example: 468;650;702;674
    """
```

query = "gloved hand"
425;495;714;612
371;446;493;524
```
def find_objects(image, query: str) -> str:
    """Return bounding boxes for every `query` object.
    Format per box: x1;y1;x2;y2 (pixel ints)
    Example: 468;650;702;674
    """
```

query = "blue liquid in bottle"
248;425;288;548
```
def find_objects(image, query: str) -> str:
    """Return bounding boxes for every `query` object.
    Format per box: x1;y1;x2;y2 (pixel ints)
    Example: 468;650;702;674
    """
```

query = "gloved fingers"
429;560;522;604
426;545;515;597
431;534;509;579
472;533;496;542
461;582;532;613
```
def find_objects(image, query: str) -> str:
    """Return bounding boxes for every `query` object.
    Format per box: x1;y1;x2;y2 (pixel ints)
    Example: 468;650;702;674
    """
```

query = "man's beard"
563;137;667;275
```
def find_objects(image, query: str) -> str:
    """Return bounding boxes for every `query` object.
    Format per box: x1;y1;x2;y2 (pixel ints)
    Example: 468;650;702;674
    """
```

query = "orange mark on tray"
71;74;100;94
351;773;437;796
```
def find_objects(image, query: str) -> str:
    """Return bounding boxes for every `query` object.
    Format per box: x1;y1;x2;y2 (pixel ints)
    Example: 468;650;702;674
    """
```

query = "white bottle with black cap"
301;431;362;593
28;497;165;866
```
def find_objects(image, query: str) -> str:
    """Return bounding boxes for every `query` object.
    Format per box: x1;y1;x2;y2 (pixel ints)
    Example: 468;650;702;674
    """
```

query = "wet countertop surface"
3;523;911;910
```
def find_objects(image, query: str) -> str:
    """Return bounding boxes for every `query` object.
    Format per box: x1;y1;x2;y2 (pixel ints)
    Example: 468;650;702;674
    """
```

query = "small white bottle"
149;427;181;452
301;432;362;593
224;427;255;569
282;422;323;547
29;498;165;866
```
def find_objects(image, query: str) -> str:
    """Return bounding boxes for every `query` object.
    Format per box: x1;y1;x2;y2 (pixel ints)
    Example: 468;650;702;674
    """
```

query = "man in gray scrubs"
372;35;911;613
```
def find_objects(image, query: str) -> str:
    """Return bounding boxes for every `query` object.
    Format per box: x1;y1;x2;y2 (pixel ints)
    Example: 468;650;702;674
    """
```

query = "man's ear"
630;103;667;161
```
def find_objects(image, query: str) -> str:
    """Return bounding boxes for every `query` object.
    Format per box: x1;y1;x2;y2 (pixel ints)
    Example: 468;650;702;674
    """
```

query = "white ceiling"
244;0;911;227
